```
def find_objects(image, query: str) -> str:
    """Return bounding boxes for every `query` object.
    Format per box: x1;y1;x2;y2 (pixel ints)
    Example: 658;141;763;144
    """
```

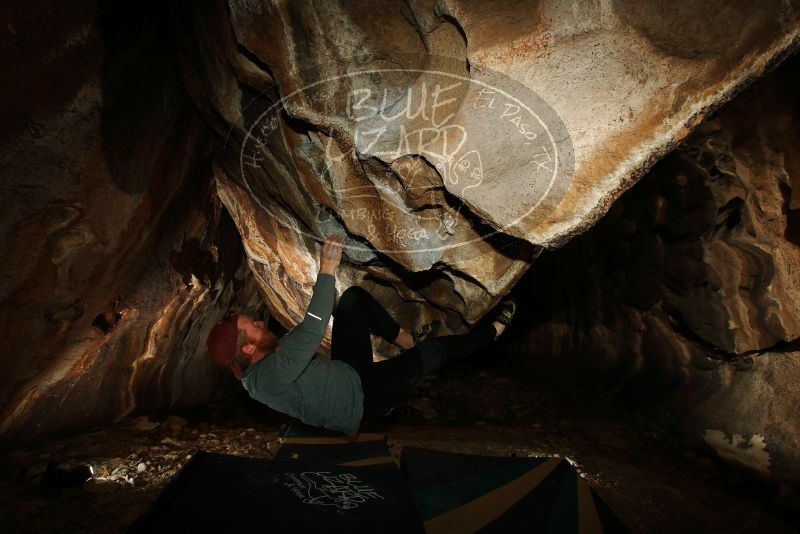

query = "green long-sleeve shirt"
241;273;364;435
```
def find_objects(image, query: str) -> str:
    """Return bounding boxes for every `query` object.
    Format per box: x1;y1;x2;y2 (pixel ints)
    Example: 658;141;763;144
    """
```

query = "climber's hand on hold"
319;235;344;275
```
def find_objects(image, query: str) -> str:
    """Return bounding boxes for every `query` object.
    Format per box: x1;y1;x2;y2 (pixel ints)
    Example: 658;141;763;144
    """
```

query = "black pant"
331;286;496;418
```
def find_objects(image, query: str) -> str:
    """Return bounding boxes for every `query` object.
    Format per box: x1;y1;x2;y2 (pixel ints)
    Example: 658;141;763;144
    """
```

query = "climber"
206;234;516;436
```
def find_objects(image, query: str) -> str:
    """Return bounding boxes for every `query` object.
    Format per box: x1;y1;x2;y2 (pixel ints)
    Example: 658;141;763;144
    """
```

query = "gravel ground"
1;355;798;533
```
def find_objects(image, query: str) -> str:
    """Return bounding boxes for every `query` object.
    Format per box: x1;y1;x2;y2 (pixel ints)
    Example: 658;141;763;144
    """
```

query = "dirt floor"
1;352;798;533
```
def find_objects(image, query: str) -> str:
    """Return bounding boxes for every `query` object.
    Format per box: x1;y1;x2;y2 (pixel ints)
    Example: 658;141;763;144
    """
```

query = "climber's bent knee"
338;285;370;312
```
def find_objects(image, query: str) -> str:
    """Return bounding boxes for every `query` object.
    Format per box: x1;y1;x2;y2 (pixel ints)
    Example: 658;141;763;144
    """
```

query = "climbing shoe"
494;298;517;327
412;320;442;344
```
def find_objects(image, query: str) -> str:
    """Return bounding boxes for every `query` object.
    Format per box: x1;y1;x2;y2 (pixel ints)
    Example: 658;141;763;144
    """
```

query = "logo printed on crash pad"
283;471;385;510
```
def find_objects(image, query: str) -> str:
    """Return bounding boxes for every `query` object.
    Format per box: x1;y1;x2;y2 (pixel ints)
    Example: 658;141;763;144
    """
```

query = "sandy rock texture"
1;0;800;489
507;56;800;484
0;2;265;447
175;0;800;352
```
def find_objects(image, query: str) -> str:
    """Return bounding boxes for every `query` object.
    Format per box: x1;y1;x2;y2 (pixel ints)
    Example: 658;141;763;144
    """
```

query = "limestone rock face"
0;2;264;447
171;0;800;486
508;57;800;484
1;0;800;488
176;0;800;356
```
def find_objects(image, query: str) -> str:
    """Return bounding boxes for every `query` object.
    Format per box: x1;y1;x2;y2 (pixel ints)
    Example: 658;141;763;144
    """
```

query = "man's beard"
254;331;277;351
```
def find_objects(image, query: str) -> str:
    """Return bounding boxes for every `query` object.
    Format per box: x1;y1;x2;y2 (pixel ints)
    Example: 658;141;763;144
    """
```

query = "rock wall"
0;1;264;447
172;0;800;483
508;55;800;484
175;0;800;361
1;0;799;485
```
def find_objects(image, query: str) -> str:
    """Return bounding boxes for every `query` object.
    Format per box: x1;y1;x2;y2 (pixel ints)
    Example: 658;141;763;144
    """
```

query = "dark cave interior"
1;0;800;532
